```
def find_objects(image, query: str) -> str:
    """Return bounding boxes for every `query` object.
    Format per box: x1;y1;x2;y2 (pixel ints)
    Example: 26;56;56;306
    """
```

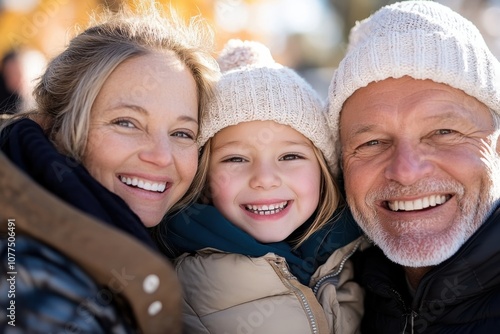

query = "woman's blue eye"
172;131;194;139
113;119;134;128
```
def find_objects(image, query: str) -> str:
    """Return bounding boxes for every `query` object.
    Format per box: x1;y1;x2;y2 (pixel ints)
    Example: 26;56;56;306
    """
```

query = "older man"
327;1;500;333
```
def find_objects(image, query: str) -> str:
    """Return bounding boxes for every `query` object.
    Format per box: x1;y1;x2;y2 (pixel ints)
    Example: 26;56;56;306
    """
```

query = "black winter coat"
358;204;500;334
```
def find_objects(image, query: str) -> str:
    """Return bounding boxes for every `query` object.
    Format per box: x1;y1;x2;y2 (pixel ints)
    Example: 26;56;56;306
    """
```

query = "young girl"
161;39;365;334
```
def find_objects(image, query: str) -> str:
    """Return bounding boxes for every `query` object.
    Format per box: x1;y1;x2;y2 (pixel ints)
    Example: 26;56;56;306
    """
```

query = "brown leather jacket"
0;151;182;333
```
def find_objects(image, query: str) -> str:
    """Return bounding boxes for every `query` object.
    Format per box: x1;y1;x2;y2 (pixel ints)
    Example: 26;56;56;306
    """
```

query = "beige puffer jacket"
174;236;368;334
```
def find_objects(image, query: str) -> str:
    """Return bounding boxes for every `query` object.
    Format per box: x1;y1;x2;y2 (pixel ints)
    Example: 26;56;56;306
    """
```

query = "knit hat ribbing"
199;39;335;171
327;0;500;173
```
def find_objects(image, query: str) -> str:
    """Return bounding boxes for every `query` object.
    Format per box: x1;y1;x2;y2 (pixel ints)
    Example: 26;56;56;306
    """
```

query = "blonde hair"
1;1;219;163
194;137;342;248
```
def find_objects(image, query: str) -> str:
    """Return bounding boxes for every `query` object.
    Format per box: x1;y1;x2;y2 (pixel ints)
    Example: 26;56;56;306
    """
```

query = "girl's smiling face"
208;120;321;243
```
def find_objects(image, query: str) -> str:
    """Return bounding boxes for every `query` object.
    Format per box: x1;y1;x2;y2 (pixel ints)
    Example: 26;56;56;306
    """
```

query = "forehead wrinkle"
344;123;379;140
177;114;198;124
108;103;148;115
105;103;198;125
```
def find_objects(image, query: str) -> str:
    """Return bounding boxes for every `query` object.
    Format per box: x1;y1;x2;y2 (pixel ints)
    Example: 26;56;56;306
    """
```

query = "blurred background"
1;0;499;114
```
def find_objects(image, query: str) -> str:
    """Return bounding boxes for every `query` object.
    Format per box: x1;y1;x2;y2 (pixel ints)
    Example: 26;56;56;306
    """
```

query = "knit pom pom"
217;39;276;72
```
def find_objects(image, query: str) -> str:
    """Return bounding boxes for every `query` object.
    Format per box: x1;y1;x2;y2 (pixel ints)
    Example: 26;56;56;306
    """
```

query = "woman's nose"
138;137;174;167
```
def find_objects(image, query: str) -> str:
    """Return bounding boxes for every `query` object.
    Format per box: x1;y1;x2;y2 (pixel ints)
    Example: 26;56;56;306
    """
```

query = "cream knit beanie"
199;39;335;170
327;0;500;173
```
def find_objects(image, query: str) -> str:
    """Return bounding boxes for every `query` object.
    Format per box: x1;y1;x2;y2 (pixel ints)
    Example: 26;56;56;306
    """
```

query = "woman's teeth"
120;176;166;192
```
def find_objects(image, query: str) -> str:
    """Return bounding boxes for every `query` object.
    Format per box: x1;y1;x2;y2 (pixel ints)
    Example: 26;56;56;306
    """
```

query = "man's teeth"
388;195;449;211
245;201;288;215
120;176;166;192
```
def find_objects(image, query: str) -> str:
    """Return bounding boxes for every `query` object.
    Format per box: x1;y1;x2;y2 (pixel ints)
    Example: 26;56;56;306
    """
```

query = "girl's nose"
249;161;281;190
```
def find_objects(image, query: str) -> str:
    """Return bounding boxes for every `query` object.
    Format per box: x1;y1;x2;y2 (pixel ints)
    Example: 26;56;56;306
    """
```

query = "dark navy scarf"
0;118;157;250
161;203;362;285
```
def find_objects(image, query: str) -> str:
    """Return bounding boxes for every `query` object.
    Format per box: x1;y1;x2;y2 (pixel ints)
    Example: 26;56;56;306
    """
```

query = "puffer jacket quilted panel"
176;250;330;334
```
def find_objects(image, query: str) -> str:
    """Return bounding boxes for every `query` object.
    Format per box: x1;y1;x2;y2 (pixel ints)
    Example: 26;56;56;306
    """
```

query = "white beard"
349;161;500;268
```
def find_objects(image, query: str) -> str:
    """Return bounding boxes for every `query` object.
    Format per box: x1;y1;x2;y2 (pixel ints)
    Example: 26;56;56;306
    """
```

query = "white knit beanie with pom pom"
198;39;336;171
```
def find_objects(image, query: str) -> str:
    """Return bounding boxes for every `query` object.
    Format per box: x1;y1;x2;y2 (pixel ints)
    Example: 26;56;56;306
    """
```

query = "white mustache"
366;179;465;204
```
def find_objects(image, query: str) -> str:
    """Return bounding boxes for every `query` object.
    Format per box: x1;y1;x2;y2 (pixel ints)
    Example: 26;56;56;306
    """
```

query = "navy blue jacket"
358;204;500;333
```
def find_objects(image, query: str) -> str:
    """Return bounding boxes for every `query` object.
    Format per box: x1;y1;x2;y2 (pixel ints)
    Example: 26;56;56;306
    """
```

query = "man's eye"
364;139;379;147
435;129;454;135
354;139;383;152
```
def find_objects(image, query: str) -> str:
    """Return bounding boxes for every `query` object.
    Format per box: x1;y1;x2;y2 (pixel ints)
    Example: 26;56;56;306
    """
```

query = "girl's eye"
222;156;246;163
113;119;135;128
280;154;303;161
171;131;195;140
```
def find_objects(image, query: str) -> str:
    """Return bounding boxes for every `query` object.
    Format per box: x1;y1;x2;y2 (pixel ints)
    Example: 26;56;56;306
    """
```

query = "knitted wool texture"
327;0;500;174
198;39;335;171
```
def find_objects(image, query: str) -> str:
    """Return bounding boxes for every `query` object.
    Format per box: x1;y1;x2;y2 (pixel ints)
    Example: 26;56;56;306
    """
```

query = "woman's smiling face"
83;52;199;227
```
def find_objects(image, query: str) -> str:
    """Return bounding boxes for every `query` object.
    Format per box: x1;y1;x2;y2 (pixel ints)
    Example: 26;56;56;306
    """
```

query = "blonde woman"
0;2;218;333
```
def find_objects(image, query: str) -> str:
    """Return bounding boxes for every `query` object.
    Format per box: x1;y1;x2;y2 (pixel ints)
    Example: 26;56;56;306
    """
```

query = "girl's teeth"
245;201;288;215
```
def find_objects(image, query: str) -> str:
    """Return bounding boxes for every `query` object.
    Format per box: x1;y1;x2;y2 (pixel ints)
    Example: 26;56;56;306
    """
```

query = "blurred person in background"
0;48;46;115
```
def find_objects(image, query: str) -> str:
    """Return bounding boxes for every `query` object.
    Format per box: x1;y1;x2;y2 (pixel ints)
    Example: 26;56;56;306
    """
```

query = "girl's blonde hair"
194;137;342;248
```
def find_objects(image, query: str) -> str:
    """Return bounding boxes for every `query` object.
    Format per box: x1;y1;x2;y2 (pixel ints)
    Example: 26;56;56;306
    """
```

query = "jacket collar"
162;203;361;285
361;203;500;306
415;203;500;303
